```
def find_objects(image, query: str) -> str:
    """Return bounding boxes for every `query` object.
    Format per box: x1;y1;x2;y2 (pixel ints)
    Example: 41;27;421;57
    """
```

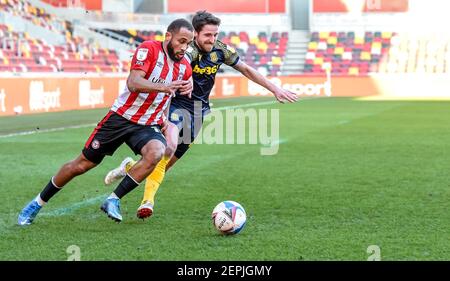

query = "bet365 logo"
193;64;218;75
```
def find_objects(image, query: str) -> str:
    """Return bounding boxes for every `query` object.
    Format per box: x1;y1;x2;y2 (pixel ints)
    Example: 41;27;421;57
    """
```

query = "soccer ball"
211;201;247;235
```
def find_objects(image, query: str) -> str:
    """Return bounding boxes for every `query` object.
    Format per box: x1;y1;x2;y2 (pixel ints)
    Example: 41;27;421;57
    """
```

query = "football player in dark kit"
104;11;298;219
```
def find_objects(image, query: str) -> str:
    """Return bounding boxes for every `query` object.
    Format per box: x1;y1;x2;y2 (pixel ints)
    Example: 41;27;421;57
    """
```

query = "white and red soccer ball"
211;201;247;235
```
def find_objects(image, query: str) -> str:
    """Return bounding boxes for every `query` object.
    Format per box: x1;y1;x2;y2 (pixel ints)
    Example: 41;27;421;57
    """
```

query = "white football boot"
104;157;134;185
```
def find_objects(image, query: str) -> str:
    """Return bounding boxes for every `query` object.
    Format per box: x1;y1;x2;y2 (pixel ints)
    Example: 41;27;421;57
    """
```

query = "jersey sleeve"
217;40;240;66
130;42;154;73
185;42;199;64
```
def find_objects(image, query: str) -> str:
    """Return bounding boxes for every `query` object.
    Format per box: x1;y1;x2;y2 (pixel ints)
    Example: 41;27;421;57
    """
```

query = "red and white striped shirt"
112;40;192;125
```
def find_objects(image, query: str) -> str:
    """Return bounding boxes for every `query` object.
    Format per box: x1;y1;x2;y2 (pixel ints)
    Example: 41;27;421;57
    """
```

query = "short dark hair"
167;18;194;34
192;11;221;32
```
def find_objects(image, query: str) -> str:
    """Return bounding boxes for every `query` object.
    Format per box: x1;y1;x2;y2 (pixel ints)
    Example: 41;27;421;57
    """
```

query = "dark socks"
113;174;139;199
40;177;61;202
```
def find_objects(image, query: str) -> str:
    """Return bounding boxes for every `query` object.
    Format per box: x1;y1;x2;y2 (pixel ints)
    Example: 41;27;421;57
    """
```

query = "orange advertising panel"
2;74;449;117
223;75;379;98
168;0;285;13
0;76;126;116
0;74;378;117
313;0;409;13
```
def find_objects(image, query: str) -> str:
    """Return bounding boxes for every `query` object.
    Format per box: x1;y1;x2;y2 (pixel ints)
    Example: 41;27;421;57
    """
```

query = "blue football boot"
100;198;122;222
18;199;42;226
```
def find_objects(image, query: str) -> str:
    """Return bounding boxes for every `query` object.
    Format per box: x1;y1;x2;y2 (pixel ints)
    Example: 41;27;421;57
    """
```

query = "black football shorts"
82;111;166;164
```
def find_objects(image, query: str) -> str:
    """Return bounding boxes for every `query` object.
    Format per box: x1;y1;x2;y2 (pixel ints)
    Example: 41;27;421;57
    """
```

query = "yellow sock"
141;156;170;206
125;159;137;173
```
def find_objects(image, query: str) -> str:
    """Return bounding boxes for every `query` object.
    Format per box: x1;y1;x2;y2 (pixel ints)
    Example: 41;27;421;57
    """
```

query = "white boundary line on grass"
210;100;277;111
0;100;279;139
0;123;97;139
40;194;107;217
263;138;288;147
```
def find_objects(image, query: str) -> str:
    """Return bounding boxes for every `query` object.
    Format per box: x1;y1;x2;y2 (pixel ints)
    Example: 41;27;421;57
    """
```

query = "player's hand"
178;79;193;99
273;88;298;103
164;80;188;96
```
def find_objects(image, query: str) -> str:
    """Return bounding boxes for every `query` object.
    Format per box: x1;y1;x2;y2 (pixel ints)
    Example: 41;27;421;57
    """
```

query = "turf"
1;97;449;260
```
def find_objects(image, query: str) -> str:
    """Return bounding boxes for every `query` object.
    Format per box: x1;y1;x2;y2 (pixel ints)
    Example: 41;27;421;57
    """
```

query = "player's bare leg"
53;154;98;187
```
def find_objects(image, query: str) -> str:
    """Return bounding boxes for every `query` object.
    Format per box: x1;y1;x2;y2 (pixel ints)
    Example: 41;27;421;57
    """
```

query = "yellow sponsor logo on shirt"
193;64;219;75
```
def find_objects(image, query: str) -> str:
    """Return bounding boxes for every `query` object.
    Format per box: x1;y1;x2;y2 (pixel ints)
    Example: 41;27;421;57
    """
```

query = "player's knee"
143;150;163;168
142;142;165;167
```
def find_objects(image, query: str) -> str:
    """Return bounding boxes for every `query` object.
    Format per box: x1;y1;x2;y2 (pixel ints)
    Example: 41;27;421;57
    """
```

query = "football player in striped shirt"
17;18;194;225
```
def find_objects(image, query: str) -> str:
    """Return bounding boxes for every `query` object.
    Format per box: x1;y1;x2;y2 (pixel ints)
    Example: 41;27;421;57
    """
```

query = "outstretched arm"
233;61;298;103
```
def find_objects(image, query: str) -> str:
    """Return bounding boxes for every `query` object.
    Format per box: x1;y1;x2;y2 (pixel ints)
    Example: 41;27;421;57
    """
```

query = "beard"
167;41;182;62
198;41;214;52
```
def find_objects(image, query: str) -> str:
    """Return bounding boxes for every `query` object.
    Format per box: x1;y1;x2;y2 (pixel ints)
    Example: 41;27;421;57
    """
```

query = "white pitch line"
40;194;107;217
261;138;288;147
0;101;279;139
0;123;97;139
211;100;277;111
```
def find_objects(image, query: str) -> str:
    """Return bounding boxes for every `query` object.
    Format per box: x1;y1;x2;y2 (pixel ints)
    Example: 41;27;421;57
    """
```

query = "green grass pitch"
1;97;449;260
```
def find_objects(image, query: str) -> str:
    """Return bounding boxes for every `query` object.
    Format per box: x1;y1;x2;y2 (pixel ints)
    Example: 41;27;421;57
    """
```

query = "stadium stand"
1;0;71;36
4;0;442;76
0;0;129;73
303;31;394;75
2;0;288;75
93;28;289;76
379;34;450;74
219;30;288;76
303;31;450;75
